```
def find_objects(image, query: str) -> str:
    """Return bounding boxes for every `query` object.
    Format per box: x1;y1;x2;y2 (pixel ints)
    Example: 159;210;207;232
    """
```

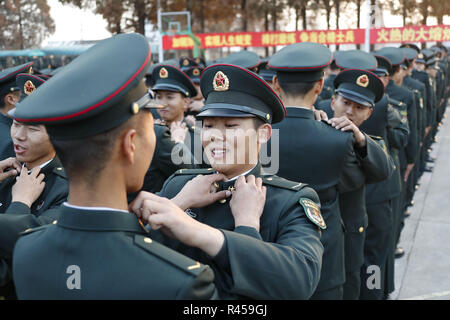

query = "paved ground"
391;106;450;300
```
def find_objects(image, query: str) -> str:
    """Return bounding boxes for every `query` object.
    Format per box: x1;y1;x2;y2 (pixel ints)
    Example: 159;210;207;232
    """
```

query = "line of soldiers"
0;33;448;300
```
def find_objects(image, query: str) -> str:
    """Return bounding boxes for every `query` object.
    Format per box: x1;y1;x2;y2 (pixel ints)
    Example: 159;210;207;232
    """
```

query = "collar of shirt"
284;105;312;110
23;157;55;173
63;202;130;214
225;165;257;182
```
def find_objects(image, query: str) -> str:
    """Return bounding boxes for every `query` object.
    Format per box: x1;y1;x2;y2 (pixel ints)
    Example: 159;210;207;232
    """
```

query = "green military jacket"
156;165;324;300
0;157;68;215
386;80;418;170
12;205;217;299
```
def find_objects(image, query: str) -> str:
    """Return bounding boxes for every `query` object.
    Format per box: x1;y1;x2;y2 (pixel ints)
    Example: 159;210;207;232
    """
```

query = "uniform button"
359;227;364;233
144;237;153;244
56;167;63;171
53;220;57;224
24;228;32;233
267;177;273;181
219;199;227;204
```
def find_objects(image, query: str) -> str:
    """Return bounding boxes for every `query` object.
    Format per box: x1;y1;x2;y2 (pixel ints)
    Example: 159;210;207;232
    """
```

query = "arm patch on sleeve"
299;198;326;230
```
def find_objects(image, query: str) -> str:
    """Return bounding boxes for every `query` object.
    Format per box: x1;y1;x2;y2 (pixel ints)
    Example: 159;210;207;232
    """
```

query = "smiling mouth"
14;144;27;155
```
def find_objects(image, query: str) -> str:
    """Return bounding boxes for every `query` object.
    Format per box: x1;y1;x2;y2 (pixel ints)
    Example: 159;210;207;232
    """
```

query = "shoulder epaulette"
388;97;404;108
262;175;306;191
368;135;383;141
174;168;215;176
53;166;67;179
134;234;206;276
20;223;53;236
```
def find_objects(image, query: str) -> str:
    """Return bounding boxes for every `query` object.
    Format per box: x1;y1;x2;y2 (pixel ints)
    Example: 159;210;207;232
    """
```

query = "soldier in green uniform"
0;73;69;299
151;64;202;166
314;53;397;300
328;68;395;300
131;63;325;299
12;33;217;299
0;73;68;215
377;48;418;210
266;43;390;300
184;66;205;117
398;47;427;236
413;50;436;172
0;62;34;160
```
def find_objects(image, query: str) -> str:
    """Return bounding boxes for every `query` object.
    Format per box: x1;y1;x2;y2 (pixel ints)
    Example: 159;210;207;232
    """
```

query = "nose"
13;125;26;141
202;128;224;143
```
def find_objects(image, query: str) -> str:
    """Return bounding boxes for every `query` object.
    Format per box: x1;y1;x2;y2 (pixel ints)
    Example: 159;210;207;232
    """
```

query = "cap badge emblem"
356;74;369;87
213;71;229;91
193;68;200;76
159;67;168;78
24;80;36;95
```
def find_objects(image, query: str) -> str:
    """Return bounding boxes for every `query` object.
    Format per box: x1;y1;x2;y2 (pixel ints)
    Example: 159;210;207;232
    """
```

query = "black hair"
392;65;401;75
278;80;317;98
330;61;340;71
50;112;144;184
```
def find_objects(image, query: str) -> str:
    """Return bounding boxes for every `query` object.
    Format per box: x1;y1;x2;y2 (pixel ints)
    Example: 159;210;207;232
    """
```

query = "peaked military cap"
401;47;418;61
197;64;285;124
15;73;47;102
335;50;378;71
258;58;276;83
184;66;204;84
376;47;405;66
9;33;155;140
400;43;420;53
151;64;197;97
216;50;260;70
0;62;34;97
416;49;434;64
372;54;393;76
334;69;384;108
268;42;332;82
179;56;198;71
193;57;206;68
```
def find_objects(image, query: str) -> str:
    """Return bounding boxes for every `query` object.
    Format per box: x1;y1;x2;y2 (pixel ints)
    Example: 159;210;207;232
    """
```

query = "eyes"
12;121;41;132
340;98;365;110
203;122;239;129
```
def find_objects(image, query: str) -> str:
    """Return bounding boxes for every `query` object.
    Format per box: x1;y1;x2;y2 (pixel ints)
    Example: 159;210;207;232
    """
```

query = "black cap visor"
336;88;374;108
197;103;266;121
152;82;191;97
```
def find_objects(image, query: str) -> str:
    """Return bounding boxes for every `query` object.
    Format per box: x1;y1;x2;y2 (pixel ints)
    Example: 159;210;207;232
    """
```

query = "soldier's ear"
315;79;325;95
330;96;336;111
121;128;137;165
257;123;272;144
272;76;282;96
183;96;191;111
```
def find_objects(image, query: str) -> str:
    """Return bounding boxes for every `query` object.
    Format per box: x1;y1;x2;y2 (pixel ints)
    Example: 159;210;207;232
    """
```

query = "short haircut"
50;111;145;184
278;79;318;98
392;65;400;75
330;61;340;71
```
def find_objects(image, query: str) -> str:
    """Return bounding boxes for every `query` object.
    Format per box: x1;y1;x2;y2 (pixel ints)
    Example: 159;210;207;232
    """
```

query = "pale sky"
42;0;111;46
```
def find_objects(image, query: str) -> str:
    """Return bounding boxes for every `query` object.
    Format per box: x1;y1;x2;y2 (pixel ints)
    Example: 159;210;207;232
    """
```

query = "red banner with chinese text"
162;24;450;50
